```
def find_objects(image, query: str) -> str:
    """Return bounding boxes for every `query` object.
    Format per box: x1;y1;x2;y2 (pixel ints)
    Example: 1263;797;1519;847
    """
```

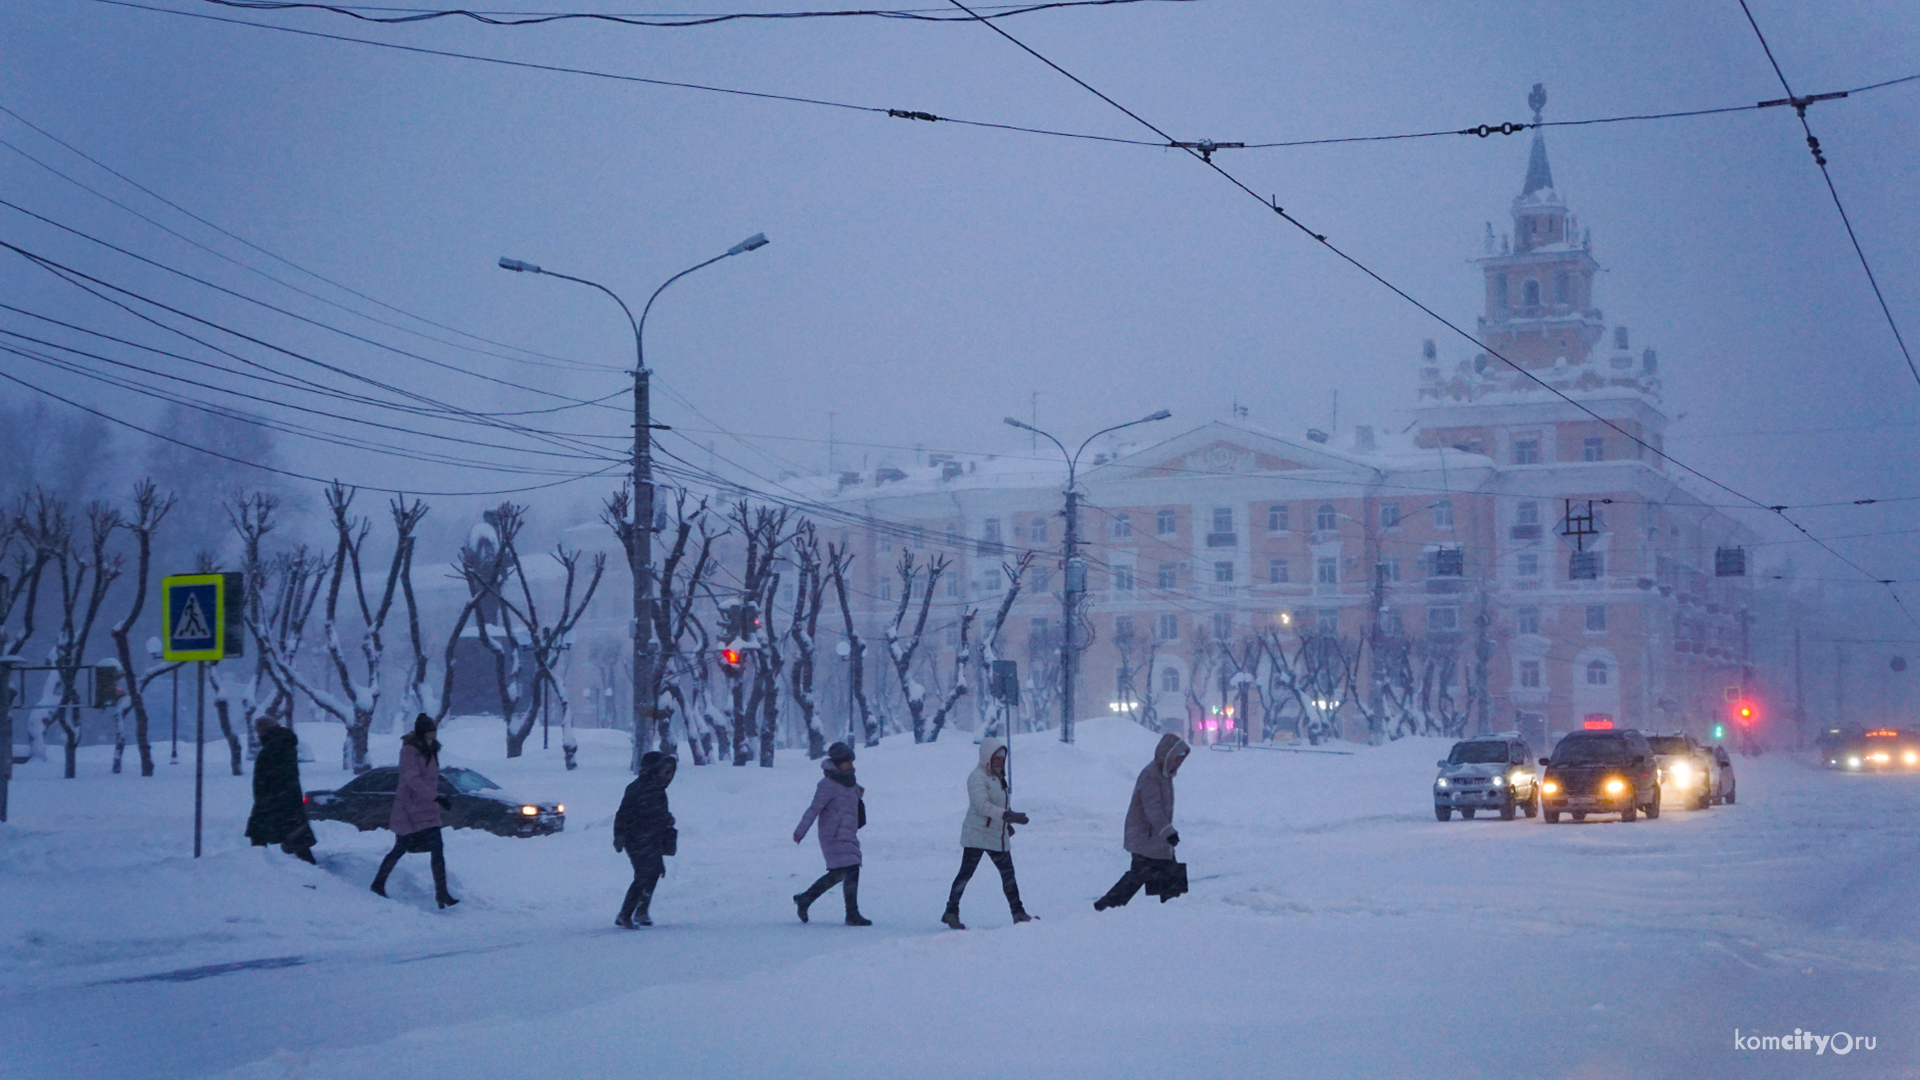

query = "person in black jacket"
613;750;677;927
245;718;317;864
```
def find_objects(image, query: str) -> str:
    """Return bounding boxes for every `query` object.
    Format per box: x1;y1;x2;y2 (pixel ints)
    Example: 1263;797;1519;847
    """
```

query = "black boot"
632;877;657;927
617;880;644;928
941;907;966;930
371;845;404;898
793;892;811;923
843;868;872;926
432;850;459;909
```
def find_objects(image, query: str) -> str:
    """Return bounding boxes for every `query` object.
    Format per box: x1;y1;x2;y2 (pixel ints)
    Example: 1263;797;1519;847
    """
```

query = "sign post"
163;575;229;858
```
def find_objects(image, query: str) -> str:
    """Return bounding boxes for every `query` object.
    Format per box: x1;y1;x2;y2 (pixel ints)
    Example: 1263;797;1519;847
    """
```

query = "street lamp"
1004;408;1172;743
499;233;769;770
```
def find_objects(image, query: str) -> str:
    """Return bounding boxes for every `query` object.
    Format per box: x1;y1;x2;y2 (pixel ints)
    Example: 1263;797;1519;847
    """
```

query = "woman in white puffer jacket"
941;737;1032;929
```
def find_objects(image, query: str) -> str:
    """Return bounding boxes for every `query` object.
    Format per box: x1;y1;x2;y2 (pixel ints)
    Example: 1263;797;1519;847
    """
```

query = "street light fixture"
498;233;769;769
1003;409;1172;743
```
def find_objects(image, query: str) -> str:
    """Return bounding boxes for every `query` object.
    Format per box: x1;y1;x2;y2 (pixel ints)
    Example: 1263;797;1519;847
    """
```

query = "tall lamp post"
500;233;769;769
1005;409;1171;743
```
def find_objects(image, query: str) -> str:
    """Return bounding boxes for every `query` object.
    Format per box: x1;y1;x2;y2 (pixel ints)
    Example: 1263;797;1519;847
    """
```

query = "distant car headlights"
1603;778;1627;795
1668;762;1692;786
520;805;539;816
557;804;565;813
1905;752;1918;766
1847;756;1862;769
1491;775;1505;787
1435;778;1449;788
1541;780;1559;796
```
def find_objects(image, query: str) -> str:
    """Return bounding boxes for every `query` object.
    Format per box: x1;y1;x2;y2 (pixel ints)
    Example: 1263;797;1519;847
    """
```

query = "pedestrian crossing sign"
162;575;226;661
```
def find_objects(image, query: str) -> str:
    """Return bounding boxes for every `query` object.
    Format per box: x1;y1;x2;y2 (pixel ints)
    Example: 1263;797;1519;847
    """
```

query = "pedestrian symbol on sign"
174;593;211;643
161;575;227;662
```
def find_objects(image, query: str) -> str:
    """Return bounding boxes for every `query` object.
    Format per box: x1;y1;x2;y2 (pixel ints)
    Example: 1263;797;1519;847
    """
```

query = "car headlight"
556;804;565;813
1669;762;1692;784
1541;780;1559;795
1491;775;1504;787
1435;778;1449;788
520;805;539;816
1905;752;1918;766
1847;757;1862;769
1603;778;1627;795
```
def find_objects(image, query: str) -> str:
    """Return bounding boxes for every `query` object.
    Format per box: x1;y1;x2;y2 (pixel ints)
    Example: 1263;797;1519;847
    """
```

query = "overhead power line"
939;0;1920;629
86;0;1920;157
1734;0;1920;394
180;0;1199;26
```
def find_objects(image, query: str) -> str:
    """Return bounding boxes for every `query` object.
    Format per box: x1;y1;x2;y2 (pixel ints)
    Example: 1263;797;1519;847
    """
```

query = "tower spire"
1521;83;1554;198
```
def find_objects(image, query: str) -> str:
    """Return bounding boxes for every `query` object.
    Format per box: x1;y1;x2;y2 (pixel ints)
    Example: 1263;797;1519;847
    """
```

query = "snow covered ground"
4;717;1916;1079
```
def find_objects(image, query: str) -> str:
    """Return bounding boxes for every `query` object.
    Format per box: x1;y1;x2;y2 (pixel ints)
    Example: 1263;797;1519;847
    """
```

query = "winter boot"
843;870;872;926
1011;910;1035;924
941;908;966;931
632;879;657;927
617;881;644;928
432;854;459;909
370;847;404;898
793;892;811;924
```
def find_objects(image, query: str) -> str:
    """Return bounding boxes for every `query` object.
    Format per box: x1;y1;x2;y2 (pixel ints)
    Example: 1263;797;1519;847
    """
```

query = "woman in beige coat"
941;737;1032;929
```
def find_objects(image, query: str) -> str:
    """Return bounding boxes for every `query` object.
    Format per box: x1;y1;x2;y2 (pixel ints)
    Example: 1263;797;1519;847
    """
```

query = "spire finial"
1529;82;1547;125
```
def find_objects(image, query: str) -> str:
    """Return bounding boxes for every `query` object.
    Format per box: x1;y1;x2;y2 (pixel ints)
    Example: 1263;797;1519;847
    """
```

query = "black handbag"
1145;860;1188;902
662;826;678;857
857;798;867;829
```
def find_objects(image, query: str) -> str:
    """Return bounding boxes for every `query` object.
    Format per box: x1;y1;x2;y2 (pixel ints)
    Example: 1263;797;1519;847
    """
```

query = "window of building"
1432;500;1454;529
945;575;959;598
1211;507;1233;535
909;526;925;549
1316;504;1338;531
1155;613;1179;641
1112;565;1135;593
1523;278;1541;307
1029;617;1049;641
1114;614;1135;642
1032;566;1050;591
1554;269;1570;305
1156;509;1176;536
982;518;1001;543
1431;547;1465;577
1380;502;1401;529
1378;557;1401;583
879;582;892;601
1160;666;1181;692
1029;518;1048;542
1112;513;1133;538
1427;605;1460;633
1516;500;1540;526
1517;552;1540;577
1315;608;1339;634
944;524;960;550
1586;660;1610;686
1213;561;1234;584
1268;504;1289;533
1496;272;1509;309
1513;438;1540;465
1211;613;1233;641
1157;563;1177;589
1585;605;1607;633
1517;607;1540;635
1582;437;1604;462
1519;660;1542;689
1380;608;1404;635
1316;557;1338;586
1268;557;1289;584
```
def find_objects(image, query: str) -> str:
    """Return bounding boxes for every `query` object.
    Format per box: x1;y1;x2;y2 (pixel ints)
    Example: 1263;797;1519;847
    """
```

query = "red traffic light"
721;648;742;667
1732;700;1758;725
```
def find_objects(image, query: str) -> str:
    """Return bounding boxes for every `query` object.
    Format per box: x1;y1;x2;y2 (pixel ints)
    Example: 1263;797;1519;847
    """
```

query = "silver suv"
1434;736;1539;821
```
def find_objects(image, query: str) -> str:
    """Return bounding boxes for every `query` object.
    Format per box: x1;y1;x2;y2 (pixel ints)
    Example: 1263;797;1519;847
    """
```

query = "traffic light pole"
1060;487;1080;744
194;661;205;858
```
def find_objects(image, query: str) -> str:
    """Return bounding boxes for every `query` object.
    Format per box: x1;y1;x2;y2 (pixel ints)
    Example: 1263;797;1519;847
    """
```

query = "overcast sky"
5;0;1920;643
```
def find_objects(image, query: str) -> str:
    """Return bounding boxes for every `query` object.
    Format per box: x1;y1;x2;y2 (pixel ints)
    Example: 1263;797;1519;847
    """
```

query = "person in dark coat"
245;718;317;864
612;750;677;928
791;741;870;926
1094;732;1191;911
371;715;459;908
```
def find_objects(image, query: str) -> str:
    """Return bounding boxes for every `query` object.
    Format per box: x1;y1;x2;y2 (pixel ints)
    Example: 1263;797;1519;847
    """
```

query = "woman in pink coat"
371;715;459;908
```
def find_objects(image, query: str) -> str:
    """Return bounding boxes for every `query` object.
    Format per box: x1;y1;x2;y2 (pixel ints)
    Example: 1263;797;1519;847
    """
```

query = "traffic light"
1711;723;1726;741
1736;703;1756;725
720;647;743;674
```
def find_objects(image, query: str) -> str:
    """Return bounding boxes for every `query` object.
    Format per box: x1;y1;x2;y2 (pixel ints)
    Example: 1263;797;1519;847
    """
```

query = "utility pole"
1061;485;1082;744
1793;621;1805;749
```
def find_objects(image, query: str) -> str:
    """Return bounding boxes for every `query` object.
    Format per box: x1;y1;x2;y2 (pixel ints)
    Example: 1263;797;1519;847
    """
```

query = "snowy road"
4;720;1916;1079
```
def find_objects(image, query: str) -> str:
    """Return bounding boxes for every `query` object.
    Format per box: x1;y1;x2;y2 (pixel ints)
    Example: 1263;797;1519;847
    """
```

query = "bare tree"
0;496;56;817
46;503;123;778
923;609;976;743
476;531;606;761
787;524;829;759
260;483;424;773
825;542;877;747
882;549;949;743
714;502;791;765
109;481;175;776
969;550;1036;738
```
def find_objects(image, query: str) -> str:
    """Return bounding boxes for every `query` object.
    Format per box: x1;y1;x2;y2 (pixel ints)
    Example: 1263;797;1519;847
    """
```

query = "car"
1538;729;1661;823
1433;735;1539;821
1707;744;1736;804
1646;733;1716;810
304;765;565;838
1828;728;1920;772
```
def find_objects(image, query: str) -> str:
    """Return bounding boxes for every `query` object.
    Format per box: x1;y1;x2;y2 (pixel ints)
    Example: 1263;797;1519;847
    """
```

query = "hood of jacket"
977;736;1006;771
258;725;298;755
1154;732;1191;776
639;751;677;787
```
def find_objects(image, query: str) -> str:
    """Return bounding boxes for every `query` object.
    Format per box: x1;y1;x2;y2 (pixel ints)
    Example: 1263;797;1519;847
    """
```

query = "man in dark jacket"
245;718;317;864
1094;732;1191;910
613;750;677;928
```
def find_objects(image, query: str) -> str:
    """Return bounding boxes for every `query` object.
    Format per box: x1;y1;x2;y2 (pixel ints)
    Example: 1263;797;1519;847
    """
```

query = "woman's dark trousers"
946;847;1025;916
620;851;664;923
797;865;862;917
1096;854;1176;909
371;828;450;900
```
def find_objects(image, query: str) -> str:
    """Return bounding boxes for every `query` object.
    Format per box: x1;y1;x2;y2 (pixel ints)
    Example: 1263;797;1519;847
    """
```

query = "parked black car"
1539;729;1661;823
304;766;565;837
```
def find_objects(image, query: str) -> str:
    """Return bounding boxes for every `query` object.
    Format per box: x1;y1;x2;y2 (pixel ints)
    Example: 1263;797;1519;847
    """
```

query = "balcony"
1509;524;1542;540
1205;532;1238;548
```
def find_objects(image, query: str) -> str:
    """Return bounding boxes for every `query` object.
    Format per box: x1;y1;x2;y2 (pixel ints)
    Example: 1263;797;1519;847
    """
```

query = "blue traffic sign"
162;575;225;662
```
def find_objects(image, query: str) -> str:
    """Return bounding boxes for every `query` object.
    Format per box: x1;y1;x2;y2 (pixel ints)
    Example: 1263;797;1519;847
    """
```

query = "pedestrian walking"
245;717;317;864
941;736;1031;929
1094;732;1191;911
612;750;678;928
791;741;870;926
371;715;459;909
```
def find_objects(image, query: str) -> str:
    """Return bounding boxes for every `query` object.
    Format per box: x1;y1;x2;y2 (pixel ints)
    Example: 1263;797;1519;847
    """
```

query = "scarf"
826;768;858;788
